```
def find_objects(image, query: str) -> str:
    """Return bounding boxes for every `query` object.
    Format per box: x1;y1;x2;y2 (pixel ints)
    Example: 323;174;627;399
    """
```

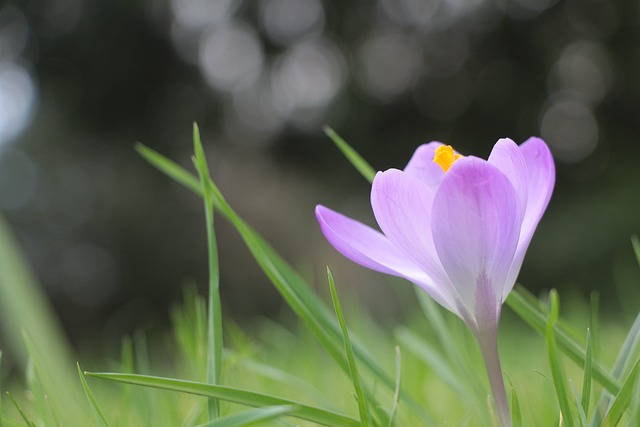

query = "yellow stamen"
433;145;462;172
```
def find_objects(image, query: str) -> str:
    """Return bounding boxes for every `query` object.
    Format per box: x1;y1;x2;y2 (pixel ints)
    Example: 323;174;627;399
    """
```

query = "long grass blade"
581;329;593;417
327;268;373;427
0;215;89;425
5;392;35;427
388;346;401;427
572;381;588;427
629;367;640;426
77;363;112;427
193;405;297;427
192;123;224;420
601;358;640;427
506;286;619;395
136;143;435;422
229;351;335;409
86;372;360;427
322;127;376;183
546;290;575;427
590;311;640;426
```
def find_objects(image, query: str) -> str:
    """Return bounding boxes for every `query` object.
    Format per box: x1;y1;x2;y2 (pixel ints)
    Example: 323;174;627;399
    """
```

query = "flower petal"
370;169;459;313
431;158;522;316
403;142;446;189
503;137;555;297
315;205;454;310
488;138;528;222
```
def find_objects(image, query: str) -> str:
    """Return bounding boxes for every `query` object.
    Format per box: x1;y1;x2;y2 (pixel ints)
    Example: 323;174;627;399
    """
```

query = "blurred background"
0;0;639;351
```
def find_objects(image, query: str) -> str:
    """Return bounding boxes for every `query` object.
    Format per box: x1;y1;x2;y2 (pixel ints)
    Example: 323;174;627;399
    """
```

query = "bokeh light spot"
171;0;235;29
540;100;598;163
0;62;36;146
271;39;346;129
199;22;264;93
260;0;324;46
355;31;422;101
549;41;612;106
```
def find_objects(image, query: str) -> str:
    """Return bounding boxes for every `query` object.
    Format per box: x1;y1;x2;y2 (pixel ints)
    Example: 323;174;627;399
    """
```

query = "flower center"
433;145;462;172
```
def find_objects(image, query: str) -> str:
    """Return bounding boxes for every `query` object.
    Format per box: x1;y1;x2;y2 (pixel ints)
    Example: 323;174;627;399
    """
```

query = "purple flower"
316;138;554;426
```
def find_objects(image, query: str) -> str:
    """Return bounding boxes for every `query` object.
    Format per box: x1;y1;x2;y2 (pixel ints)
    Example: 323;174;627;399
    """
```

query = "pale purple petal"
403;142;446;189
370;170;459;313
431;158;522;315
315;205;455;311
488;138;528;223
503;137;555;297
371;170;450;285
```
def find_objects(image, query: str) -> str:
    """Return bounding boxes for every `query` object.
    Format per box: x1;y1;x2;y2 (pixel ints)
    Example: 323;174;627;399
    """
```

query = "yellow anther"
433;145;462;172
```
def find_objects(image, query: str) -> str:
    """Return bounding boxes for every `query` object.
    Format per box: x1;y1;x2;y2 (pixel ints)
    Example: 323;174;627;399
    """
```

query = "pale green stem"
475;326;511;427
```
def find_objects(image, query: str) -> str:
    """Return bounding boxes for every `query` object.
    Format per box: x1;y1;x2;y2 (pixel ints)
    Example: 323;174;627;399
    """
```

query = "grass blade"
0;215;89;425
6;392;35;427
506;377;522;427
192;123;224;420
77;363;112;427
581;328;593;417
546;290;575;427
631;235;640;267
85;372;360;427
395;326;471;400
590;311;640;426
572;381;589;427
194;405;297;427
414;289;484;396
506;286;619;395
388;346;401;427
135;143;201;194
327;268;373;427
601;358;640;427
322;127;376;183
136;143;435;423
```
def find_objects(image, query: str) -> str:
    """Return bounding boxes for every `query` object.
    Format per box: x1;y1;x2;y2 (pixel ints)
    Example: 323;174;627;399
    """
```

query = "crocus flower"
316;138;554;426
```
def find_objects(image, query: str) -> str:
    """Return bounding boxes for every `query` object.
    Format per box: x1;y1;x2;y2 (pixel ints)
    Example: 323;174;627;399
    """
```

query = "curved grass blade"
194;405;297;427
86;372;360;427
327;268;373;427
135;143;435;423
507;286;619;395
322;127;376;183
546;290;575;427
77;363;111;427
601;358;640;427
193;123;224;420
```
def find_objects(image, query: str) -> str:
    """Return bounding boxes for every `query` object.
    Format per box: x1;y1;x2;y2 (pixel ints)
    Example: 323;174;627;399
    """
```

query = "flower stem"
476;327;511;427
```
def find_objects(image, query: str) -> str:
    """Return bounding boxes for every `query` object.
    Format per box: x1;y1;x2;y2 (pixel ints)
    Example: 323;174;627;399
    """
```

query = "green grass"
0;127;638;426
